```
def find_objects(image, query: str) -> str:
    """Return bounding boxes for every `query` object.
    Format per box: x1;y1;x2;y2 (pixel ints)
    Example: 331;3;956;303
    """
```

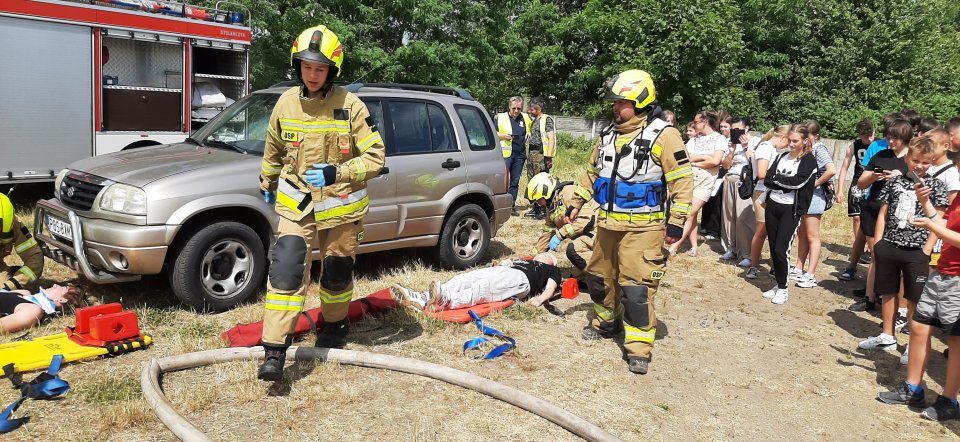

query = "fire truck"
0;0;252;183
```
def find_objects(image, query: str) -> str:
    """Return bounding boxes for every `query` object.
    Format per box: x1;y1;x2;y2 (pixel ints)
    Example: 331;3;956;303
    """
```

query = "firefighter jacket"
260;86;385;229
1;219;43;290
536;183;598;253
569;113;693;233
496;112;532;158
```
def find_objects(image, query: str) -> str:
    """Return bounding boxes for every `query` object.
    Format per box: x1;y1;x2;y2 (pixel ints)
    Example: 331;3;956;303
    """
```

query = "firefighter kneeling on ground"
567;69;693;374
526;172;597;277
257;25;385;381
0;194;43;291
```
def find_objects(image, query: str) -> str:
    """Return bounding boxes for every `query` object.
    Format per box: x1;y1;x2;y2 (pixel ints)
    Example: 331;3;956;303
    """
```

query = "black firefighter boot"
257;345;287;382
628;356;651;375
315;319;349;349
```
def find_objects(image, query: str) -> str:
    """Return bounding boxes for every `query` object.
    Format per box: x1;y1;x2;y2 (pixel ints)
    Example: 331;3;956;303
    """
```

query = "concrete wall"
554;115;857;186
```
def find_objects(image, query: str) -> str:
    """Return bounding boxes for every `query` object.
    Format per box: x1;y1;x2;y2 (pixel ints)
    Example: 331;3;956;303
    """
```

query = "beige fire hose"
141;346;622;442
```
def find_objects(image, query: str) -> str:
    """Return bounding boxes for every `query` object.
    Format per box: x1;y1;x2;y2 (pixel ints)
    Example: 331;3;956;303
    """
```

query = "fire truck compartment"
0;15;92;181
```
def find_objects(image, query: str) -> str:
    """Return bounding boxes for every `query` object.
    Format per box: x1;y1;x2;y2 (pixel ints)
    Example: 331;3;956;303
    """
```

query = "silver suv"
34;83;513;311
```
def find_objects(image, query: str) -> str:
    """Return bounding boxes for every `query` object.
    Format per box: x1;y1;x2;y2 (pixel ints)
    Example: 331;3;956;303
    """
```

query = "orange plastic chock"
70;303;141;345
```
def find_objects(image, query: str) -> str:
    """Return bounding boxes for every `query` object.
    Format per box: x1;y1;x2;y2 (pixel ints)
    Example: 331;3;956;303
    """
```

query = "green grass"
75;377;142;404
500;304;542;321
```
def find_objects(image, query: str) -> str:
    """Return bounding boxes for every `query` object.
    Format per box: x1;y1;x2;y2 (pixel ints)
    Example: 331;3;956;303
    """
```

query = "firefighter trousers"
261;216;362;346
585;228;665;359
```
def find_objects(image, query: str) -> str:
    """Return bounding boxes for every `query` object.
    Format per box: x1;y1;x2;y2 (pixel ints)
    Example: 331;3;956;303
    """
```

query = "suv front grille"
60;173;107;211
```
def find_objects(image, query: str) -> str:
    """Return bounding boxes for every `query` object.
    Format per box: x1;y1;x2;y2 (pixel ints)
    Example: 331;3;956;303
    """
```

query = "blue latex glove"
548;235;562;251
262;190;276;205
304;163;331;187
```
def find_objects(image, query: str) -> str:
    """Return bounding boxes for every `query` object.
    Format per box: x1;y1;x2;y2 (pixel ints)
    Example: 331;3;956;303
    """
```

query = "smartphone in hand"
873;166;885;174
907;171;924;185
729;128;745;145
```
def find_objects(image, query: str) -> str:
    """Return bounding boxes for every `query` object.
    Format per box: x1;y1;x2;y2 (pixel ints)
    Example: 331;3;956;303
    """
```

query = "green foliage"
206;0;960;138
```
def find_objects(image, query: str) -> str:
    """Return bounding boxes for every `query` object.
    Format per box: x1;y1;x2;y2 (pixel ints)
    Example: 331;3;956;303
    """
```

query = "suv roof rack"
344;83;475;101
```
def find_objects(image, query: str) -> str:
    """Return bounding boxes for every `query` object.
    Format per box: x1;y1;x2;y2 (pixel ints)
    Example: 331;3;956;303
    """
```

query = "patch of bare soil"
2;203;960;441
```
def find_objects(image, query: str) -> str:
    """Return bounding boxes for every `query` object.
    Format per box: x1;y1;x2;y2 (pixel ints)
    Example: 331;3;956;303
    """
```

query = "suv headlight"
53;169;69;199
99;183;147;215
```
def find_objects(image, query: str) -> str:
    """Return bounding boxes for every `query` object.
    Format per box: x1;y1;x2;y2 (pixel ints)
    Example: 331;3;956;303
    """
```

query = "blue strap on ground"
0;355;70;434
463;310;516;359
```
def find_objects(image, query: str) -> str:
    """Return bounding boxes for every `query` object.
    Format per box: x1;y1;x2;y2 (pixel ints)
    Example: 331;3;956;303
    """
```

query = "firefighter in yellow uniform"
526;173;597;275
567;70;693;375
0;194;43;291
256;25;385;381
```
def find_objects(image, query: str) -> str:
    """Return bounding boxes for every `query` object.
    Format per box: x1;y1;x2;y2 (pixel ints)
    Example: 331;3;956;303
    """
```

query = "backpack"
737;161;755;200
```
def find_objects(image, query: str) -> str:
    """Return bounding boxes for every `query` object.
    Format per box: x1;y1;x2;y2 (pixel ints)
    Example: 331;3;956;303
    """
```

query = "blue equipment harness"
462;310;517;359
0;355;70;433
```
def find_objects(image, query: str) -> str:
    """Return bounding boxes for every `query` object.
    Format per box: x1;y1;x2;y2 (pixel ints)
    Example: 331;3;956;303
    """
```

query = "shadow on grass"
827;309;906;385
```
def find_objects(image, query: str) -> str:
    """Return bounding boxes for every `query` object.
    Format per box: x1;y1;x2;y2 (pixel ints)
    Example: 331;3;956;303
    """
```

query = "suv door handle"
378;166;390;176
441;158;461;169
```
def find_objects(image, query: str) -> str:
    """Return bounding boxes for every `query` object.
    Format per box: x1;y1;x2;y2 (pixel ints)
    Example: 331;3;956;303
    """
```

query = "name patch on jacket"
334;109;350;121
281;130;302;143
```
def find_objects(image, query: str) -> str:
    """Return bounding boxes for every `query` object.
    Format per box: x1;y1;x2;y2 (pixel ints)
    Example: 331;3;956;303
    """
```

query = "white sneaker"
737;257;752;267
858;333;897;352
901;343;910;365
391;284;430;310
771;288;789;305
796;273;818;288
762;287;778;299
788;267;803;280
720;250;736;261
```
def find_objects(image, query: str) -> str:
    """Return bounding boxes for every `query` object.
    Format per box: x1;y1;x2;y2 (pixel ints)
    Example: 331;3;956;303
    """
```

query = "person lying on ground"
0;284;81;334
392;252;562;311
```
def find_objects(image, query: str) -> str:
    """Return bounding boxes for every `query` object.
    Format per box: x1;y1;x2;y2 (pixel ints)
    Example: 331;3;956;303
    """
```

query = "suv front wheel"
437;204;490;269
168;221;266;311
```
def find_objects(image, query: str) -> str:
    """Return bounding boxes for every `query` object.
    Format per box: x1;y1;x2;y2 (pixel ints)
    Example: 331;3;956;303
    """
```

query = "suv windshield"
192;92;281;154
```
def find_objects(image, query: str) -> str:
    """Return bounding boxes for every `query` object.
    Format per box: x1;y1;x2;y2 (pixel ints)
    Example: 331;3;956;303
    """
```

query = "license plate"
46;215;72;240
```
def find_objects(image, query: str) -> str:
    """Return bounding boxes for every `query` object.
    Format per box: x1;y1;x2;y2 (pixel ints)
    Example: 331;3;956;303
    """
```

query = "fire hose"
141;346;622;442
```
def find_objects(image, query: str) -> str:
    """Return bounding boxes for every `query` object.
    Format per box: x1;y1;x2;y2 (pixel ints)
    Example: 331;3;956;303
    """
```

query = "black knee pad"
566;243;587;271
583;273;605;305
269;235;307;290
622;285;651;327
320;255;354;291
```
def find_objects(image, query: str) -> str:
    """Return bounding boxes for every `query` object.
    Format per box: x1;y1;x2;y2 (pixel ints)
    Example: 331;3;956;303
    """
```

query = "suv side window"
455;105;495;151
387;100;456;155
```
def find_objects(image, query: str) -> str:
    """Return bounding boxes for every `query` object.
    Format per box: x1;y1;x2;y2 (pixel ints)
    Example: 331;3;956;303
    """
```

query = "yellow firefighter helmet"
603;69;656;109
290;25;344;77
526;172;558;201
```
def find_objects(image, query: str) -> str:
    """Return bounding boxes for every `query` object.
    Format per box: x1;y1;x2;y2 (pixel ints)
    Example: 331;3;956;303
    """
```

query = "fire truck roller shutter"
0;16;93;181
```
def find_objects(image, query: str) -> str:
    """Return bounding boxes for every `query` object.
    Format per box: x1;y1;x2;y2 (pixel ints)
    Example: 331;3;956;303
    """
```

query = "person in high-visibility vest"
496;96;532;216
256;25;385;381
525;97;558;220
567;69;694;375
0;193;43;292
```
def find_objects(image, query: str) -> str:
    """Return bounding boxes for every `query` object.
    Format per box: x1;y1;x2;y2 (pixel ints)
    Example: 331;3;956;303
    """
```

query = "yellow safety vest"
535;114;556;157
496;112;532;158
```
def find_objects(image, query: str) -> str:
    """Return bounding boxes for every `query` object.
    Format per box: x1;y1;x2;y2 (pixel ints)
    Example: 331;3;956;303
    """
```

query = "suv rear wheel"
168;221;266;311
437;204;490;269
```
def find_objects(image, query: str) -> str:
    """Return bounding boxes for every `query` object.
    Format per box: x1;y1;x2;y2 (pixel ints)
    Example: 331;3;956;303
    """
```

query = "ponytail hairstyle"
789;123;813;156
695;110;720;133
762;124;791;142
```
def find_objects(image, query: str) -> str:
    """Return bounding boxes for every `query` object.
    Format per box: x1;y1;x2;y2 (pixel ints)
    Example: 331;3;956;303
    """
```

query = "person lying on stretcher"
0;284;81;333
392;253;562;312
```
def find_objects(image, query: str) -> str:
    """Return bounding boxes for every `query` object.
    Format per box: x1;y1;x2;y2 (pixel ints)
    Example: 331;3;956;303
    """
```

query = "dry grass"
3;174;960;441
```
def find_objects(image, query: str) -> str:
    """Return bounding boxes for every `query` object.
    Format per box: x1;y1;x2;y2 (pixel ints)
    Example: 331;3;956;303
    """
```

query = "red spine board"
1;0;251;44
